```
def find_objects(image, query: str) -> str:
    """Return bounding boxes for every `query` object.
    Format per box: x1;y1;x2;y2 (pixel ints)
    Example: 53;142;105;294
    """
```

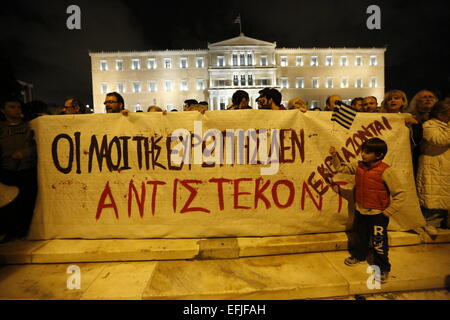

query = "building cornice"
276;47;387;53
89;49;208;57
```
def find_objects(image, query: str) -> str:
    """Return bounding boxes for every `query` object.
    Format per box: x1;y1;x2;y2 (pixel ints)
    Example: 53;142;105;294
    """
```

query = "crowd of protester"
0;87;449;244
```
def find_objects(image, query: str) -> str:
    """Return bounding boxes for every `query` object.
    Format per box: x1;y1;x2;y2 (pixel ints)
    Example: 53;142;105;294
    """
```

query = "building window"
369;77;377;88
196;57;204;68
180;80;188;91
260;56;268;66
100;83;108;94
247;53;253;66
296;78;304;89
148;81;157;92
117;82;125;93
340;56;348;66
326;77;333;88
310;56;318;66
180;58;188;69
132;81;141;93
281;78;289;89
296;56;304;66
248;74;253;86
132;59;140;70
148;59;156;69
261;78;270;86
369;56;377;66
325;56;333;66
355;56;362;66
312;78;320;89
240;75;246;86
165;80;172;92
355;78;363;88
218;79;226;87
100;60;108;71
341;77;349;88
164;58;172;69
233;75;239;86
232;54;238;66
280;56;288;67
217;56;225;67
240;54;245;66
197;79;205;90
116;60;123;71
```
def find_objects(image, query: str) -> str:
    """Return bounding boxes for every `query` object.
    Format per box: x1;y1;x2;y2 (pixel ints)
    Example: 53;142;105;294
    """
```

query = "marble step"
0;244;448;300
1;230;449;265
142;243;450;300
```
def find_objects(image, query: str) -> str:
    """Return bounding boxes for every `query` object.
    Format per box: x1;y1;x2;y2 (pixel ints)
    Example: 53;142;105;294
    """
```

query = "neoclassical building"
89;33;385;113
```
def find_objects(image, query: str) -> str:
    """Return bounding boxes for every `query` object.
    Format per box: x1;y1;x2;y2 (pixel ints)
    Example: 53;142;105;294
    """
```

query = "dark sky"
1;0;449;106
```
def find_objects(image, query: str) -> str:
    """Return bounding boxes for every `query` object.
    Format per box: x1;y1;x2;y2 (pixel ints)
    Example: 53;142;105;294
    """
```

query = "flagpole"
235;14;242;34
239;15;242;34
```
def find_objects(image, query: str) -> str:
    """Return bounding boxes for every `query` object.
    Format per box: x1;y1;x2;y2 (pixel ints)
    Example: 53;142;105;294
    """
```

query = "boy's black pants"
351;210;391;272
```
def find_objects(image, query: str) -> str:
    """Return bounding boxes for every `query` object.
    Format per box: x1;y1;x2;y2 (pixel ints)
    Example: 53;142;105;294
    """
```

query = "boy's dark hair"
361;138;388;160
232;90;249;105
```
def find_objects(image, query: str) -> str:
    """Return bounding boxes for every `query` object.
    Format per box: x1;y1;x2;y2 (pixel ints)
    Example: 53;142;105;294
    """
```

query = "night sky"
1;0;449;107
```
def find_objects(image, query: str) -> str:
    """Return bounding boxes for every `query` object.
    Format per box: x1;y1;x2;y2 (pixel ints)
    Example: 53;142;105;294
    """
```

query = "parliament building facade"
89;34;385;113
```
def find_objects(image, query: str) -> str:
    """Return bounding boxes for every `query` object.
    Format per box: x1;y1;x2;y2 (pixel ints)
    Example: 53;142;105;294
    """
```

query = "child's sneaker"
344;256;365;266
424;225;438;236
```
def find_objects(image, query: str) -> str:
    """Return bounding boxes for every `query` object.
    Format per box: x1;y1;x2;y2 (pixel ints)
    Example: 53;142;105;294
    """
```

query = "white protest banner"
28;110;425;239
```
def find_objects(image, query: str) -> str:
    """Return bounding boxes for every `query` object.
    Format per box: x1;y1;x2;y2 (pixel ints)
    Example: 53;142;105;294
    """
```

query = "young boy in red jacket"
329;138;406;282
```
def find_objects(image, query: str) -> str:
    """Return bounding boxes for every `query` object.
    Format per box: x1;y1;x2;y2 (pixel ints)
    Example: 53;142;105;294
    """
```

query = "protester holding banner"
104;92;125;113
147;106;163;112
415;101;450;235
0;99;38;243
407;90;439;124
227;90;252;110
62;97;88;115
351;97;364;112
287;97;308;112
380;90;408;113
329;138;407;283
257;88;285;110
362;96;379;113
256;88;270;109
324;95;342;111
405;90;439;176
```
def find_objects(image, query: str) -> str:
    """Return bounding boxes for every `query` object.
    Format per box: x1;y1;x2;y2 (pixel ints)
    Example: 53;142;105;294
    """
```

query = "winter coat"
416;118;450;210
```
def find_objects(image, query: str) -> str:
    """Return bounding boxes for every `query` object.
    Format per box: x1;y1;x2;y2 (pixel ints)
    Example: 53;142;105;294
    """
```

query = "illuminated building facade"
90;33;385;112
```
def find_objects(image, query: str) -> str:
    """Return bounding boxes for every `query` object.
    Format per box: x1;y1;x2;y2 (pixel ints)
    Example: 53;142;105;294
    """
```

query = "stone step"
0;230;439;264
142;244;450;300
0;243;448;300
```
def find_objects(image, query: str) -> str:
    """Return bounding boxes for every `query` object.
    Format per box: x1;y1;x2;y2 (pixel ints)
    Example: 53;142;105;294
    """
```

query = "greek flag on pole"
331;101;358;129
